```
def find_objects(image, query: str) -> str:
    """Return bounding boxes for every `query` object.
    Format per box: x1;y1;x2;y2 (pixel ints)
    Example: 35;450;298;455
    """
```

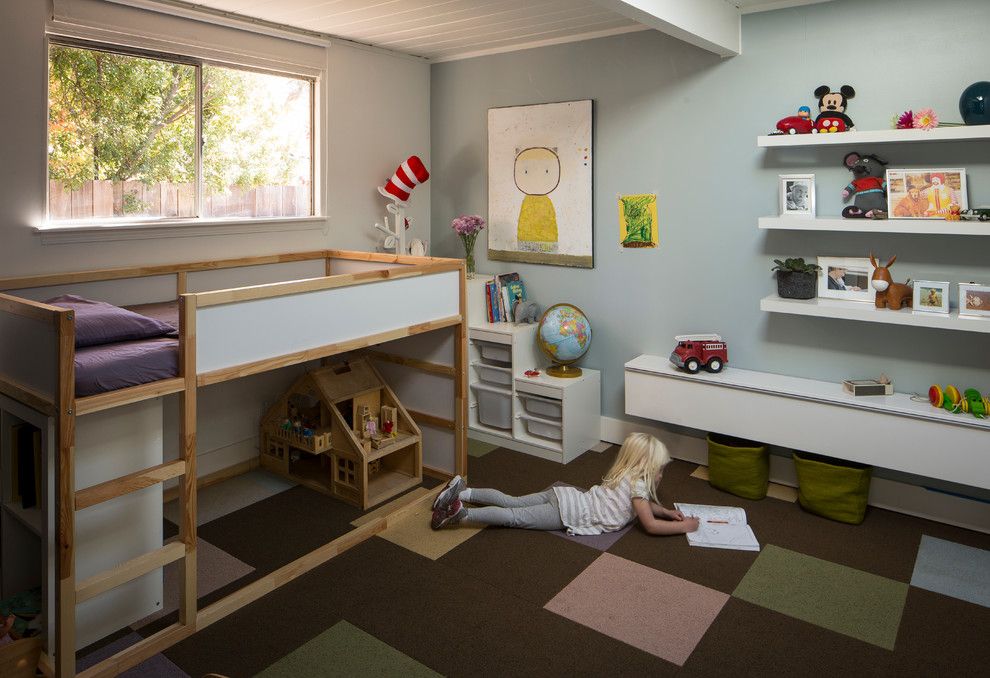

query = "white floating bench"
625;355;990;491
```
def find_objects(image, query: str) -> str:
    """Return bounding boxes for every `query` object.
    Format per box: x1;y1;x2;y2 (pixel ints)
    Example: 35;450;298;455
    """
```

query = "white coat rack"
375;202;406;255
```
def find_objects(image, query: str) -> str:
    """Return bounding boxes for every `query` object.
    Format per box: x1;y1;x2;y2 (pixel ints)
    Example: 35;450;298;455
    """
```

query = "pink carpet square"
545;552;729;666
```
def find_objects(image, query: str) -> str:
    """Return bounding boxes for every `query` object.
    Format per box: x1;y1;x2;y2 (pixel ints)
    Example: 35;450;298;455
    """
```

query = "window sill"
36;216;328;245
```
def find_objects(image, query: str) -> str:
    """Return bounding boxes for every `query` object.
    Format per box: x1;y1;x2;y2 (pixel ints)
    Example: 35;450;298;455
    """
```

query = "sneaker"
432;474;466;511
431;499;467;530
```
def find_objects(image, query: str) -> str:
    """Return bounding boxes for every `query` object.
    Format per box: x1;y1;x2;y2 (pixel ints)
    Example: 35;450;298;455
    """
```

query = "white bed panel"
73;400;163;650
9;275;176;306
196;271;460;375
420;423;455;474
375;328;456;367
186;260;326;294
0;313;58;400
328;259;410;274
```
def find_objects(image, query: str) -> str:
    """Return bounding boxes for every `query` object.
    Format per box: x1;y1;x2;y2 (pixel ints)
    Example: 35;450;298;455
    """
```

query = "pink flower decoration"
451;214;486;236
896;111;914;129
913;108;938;131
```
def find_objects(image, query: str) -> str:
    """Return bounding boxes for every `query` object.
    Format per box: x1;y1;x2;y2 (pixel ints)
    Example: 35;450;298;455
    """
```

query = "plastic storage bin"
473;339;511;364
793;451;872;524
471;382;512;430
707;433;769;500
517;391;563;420
519;413;563;441
472;361;513;386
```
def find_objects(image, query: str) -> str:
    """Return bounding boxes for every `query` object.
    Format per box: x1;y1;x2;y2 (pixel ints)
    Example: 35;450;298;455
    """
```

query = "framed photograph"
780;174;815;217
817;256;876;302
886;168;968;219
488;100;593;268
913;280;950;314
959;282;990;317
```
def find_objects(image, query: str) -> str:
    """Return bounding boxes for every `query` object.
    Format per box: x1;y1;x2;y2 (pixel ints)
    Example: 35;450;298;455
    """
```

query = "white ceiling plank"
590;0;740;56
361;5;610;46
430;23;648;61
385;11;621;50
423;16;636;57
341;0;559;37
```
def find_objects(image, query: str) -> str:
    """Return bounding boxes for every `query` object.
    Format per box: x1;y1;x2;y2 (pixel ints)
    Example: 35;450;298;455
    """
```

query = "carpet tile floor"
80;443;990;677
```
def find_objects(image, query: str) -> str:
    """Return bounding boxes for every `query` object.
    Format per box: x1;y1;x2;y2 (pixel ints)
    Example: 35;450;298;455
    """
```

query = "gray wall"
430;0;990;426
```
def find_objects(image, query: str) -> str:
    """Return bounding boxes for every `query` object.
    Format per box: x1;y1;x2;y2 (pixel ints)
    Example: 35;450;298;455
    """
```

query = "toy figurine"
772;106;815;135
812;85;855;133
842;152;888;218
513;300;541;324
869;254;913;310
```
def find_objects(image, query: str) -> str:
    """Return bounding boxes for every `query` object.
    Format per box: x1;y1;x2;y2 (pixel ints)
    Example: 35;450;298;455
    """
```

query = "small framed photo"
886;168;968;219
959;282;990;317
913;280;950;314
817;256;876;302
780;174;815;217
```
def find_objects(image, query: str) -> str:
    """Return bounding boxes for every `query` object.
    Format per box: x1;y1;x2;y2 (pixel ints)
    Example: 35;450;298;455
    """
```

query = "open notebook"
674;503;761;552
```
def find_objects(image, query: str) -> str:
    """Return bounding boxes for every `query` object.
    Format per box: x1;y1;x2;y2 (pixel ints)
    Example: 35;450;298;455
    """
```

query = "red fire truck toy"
669;334;728;374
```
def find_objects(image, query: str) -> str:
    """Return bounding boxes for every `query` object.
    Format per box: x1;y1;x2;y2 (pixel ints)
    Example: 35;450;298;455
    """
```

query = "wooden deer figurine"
870;253;913;310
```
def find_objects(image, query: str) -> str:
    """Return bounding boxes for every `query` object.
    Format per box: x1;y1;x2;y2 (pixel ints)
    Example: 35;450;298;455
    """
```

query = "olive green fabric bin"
706;434;769;500
793;451;872;525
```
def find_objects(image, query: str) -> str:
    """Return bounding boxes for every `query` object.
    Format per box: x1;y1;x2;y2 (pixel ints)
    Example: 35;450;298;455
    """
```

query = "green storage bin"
706;433;769;500
793;451;872;525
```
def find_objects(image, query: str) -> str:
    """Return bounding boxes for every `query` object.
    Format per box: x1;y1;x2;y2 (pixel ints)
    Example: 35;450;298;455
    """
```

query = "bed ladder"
54;305;198;678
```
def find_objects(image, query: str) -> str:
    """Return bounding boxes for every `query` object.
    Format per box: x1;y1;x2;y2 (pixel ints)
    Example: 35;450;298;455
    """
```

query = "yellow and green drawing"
618;193;658;248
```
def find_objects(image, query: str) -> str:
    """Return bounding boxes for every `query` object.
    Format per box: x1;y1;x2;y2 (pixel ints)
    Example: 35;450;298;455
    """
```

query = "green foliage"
771;257;821;274
48;44;311;195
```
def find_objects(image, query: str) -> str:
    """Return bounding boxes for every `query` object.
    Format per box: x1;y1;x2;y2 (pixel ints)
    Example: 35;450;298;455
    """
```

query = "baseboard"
600;416;990;534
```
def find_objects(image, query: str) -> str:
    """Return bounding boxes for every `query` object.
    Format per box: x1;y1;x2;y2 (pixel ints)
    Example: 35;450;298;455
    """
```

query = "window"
47;40;314;223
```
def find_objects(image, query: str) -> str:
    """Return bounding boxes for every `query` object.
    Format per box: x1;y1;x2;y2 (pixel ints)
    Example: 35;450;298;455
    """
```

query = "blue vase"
959;81;990;125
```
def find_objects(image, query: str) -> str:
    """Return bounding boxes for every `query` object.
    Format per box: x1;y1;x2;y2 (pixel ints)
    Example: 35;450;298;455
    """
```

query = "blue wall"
430;0;990;427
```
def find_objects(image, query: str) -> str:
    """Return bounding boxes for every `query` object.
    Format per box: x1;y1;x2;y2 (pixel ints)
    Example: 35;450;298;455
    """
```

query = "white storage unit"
466;275;602;463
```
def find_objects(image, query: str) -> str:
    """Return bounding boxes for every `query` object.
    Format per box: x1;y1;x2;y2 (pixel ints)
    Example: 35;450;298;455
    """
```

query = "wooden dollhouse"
260;357;422;509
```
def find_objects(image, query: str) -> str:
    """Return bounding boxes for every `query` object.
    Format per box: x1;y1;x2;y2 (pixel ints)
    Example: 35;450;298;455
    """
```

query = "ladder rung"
76;541;186;603
75;459;187;511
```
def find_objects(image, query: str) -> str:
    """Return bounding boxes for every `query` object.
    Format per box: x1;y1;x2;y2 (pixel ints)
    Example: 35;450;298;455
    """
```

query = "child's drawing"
618;194;659;248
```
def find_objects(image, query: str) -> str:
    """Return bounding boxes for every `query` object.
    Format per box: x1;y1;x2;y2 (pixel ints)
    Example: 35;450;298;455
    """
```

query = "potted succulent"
772;257;821;299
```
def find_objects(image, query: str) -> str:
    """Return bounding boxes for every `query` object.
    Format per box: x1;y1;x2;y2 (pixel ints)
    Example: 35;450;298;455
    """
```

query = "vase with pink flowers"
451;214;485;279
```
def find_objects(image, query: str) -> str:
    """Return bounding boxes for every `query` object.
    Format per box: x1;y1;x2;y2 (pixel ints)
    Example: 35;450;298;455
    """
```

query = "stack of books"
484;272;527;323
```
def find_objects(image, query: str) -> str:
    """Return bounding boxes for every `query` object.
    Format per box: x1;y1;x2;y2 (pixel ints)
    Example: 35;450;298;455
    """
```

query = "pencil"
706;520;729;524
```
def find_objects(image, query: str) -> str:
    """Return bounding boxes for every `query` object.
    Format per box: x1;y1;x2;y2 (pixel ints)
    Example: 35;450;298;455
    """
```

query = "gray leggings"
465;488;565;531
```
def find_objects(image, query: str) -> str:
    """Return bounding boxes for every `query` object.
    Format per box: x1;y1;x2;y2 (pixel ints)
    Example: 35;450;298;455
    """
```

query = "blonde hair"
601;433;670;502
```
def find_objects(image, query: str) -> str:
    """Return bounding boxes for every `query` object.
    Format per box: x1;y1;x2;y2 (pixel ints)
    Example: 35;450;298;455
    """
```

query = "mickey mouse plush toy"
812;85;855;133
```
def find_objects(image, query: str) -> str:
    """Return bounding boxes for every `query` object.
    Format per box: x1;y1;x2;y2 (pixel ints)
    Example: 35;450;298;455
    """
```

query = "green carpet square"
733;545;908;649
468;438;499;458
253;620;440;678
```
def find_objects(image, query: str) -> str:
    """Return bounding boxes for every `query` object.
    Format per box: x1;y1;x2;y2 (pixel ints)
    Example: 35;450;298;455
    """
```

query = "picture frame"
779;174;815;217
886;168;968;219
817;256;876;302
912;280;950;314
958;282;990;317
487;100;594;268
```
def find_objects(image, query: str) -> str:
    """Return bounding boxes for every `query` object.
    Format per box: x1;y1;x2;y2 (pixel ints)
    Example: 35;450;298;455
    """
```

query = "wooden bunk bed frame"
0;249;468;678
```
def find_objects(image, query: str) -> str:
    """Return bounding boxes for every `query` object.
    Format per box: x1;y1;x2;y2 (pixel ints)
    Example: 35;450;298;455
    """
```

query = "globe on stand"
537;303;592;378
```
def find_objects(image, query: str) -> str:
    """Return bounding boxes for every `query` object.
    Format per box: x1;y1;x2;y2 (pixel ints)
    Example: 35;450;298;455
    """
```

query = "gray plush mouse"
842;151;888;219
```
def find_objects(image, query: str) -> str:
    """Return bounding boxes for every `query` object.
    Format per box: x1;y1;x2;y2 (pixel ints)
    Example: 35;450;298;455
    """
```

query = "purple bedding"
74;301;181;397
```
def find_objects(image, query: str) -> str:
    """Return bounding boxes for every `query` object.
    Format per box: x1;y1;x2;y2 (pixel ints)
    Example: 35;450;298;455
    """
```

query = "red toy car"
775;115;814;135
669;334;728;374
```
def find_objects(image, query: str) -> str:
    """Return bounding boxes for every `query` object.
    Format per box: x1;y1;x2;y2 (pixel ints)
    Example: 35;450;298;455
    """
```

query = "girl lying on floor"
430;433;699;536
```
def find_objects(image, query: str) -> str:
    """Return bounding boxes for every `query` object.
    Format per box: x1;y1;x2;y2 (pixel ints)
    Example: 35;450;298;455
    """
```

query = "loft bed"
0;250;468;678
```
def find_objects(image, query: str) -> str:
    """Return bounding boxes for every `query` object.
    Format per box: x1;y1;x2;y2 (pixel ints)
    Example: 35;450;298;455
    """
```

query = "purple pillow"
45;295;178;348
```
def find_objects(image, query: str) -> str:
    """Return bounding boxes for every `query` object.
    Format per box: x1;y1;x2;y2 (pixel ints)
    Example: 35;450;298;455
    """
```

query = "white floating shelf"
757;125;990;148
760;294;990;333
758;216;990;235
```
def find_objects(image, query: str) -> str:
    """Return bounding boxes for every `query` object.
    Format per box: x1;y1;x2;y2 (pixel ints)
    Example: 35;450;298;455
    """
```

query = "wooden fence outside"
48;180;311;220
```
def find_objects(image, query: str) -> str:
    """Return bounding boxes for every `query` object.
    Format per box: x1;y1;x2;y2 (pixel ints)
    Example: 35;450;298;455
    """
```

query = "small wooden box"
843;379;893;397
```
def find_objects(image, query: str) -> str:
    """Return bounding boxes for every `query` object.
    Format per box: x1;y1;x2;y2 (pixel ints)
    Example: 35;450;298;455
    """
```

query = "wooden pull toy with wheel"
928;384;990;418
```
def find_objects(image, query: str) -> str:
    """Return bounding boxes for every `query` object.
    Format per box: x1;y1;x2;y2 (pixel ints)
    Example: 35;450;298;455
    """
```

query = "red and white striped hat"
378;155;430;206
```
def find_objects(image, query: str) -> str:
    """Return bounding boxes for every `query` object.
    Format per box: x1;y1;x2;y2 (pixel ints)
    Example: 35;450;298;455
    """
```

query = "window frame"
44;35;319;229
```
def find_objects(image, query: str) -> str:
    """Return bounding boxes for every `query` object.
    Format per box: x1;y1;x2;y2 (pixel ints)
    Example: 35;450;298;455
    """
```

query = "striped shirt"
552;477;651;536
